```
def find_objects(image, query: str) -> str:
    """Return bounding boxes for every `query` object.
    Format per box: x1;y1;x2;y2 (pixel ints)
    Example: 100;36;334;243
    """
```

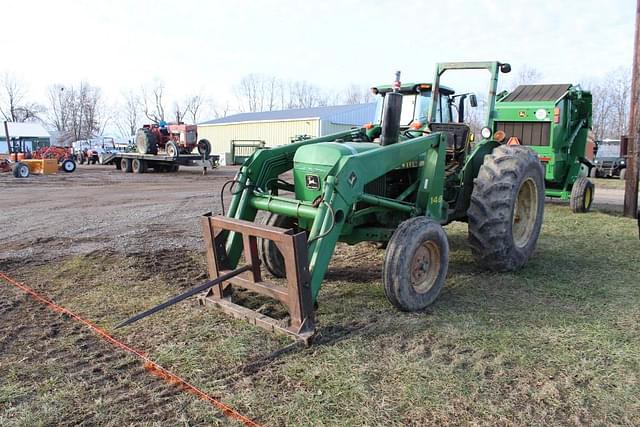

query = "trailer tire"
383;217;449;312
61;159;76;173
121;158;133;173
13;162;30;178
570;176;594;213
132;158;147;174
115;160;122;170
260;214;298;278
468;144;545;272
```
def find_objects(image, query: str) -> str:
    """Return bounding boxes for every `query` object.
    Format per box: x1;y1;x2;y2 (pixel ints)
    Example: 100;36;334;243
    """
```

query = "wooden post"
624;0;640;218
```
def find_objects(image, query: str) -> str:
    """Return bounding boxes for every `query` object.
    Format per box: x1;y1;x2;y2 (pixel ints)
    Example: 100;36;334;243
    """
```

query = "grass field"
1;204;639;426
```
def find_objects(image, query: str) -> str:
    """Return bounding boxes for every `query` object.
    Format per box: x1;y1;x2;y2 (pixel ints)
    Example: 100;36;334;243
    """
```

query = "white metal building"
198;103;376;158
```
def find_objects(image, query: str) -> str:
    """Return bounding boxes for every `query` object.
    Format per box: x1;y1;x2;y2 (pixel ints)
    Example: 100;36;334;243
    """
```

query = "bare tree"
341;84;373;105
140;81;166;124
184;93;209;124
510;65;544;89
173;101;184;123
0;72;45;122
47;82;104;142
114;90;140;137
584;67;631;140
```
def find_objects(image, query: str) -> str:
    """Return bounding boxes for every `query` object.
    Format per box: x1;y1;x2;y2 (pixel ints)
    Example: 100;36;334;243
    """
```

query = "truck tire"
132;158;147;174
197;139;212;157
620;168;626;180
13;162;30;178
468;144;545;272
383;217;449;312
570;177;594;213
136;128;158;155
61;159;76;173
121;158;133;173
260;214;298;278
166;141;179;160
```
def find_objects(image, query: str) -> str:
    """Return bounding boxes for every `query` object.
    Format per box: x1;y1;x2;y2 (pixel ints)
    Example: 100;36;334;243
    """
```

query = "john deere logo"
348;171;358;187
518;111;527;118
305;174;320;190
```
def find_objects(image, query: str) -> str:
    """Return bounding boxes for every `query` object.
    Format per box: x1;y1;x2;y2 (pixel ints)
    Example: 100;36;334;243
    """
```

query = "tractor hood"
293;142;379;201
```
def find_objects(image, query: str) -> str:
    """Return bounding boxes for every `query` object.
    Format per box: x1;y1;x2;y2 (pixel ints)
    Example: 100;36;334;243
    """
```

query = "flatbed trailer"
100;152;219;174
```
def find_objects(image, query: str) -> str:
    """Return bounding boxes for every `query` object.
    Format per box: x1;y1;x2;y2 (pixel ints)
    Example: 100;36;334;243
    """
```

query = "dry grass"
1;204;639;426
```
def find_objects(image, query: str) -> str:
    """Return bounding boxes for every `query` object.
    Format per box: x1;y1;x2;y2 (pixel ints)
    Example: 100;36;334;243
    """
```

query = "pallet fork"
200;214;316;343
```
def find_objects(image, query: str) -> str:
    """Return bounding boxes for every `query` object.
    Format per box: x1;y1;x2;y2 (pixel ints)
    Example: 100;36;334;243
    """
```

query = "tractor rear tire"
61;159;76;173
383;217;449;312
13;162;30;178
136;128;158;155
260;214;298;278
121;158;133;173
570;177;594;213
467;144;545;272
132;158;147;174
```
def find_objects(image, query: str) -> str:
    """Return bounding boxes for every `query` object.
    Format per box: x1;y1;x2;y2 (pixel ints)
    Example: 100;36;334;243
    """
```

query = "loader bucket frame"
200;213;316;343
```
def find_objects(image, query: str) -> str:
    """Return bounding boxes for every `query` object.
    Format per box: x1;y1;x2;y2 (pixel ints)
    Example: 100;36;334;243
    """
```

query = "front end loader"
119;61;546;343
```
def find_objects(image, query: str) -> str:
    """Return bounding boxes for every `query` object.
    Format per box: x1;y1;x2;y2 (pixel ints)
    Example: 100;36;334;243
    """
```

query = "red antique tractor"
135;123;211;159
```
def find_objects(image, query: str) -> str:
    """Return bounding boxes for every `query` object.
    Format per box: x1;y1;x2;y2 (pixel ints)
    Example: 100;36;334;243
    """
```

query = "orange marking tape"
0;271;262;427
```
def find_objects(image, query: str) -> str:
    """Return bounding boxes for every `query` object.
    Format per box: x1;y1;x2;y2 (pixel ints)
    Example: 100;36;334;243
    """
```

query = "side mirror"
469;94;478;107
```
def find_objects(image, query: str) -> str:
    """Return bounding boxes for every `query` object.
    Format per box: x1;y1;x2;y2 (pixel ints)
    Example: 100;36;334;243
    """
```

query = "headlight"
620;160;625;165
481;127;492;139
594;160;598;164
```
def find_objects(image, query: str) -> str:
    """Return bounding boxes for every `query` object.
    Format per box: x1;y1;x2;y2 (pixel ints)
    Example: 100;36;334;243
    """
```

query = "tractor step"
200;214;315;344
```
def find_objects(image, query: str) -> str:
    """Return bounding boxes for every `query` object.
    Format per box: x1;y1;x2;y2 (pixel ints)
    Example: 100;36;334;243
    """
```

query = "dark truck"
593;139;626;179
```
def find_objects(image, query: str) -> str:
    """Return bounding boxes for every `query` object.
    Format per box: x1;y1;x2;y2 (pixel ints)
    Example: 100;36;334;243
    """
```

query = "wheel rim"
64;161;73;171
410;240;440;294
512;177;539;248
584;186;592;208
168;144;176;158
19;165;29;177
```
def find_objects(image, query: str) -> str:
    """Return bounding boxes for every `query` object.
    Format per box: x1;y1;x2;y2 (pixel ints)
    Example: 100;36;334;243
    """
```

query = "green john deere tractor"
119;61;547;343
492;84;594;213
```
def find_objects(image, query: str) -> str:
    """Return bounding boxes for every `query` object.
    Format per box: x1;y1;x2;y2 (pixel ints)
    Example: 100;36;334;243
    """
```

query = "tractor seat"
429;123;470;152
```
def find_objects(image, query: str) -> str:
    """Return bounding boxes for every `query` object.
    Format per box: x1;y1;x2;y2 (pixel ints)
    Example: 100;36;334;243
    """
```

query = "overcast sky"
0;0;636;124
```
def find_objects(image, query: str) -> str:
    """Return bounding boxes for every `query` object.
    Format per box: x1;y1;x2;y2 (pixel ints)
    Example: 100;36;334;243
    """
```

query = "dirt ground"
1;164;639;426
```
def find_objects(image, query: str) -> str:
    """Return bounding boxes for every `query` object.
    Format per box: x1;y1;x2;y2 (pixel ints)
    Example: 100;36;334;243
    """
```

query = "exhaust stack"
380;71;402;146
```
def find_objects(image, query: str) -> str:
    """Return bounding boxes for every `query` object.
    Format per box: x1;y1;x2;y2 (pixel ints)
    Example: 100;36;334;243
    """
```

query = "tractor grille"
495;121;551;147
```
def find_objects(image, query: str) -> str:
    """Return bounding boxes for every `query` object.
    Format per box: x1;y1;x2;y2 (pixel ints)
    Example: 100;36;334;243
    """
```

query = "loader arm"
222;132;448;302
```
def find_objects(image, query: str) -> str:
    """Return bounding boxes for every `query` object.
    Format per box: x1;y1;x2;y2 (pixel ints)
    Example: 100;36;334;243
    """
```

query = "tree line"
0;67;631;143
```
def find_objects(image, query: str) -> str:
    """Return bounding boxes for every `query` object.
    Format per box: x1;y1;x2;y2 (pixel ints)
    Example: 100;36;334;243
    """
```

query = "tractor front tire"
166;141;179;160
383;217;449;312
260;214;299;278
468;144;545;272
197;139;212;157
570;176;594;213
